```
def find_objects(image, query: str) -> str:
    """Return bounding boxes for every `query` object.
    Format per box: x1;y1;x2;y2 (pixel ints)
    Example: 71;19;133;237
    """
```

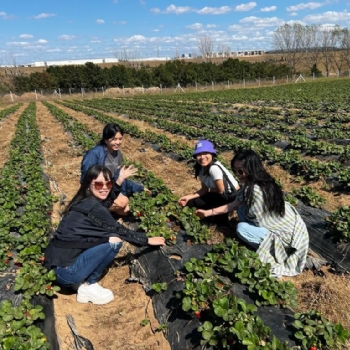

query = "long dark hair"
231;150;285;216
99;123;124;146
63;165;112;215
194;154;218;179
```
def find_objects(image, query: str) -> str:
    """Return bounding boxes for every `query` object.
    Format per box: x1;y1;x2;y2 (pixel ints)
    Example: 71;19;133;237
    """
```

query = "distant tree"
198;36;214;62
273;23;306;74
338;27;350;72
319;27;337;77
304;25;322;72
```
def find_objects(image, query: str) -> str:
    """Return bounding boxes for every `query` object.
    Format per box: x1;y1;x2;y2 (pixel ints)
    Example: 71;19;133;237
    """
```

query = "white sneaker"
76;283;114;305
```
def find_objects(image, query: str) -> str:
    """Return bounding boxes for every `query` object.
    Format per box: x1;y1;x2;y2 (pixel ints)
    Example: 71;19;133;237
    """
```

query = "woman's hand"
148;237;166;246
117;165;138;183
178;195;193;207
109;236;122;243
144;188;151;195
195;209;210;219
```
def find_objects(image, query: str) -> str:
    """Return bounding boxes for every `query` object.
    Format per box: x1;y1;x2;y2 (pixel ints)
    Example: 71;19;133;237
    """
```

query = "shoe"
76;283;114;305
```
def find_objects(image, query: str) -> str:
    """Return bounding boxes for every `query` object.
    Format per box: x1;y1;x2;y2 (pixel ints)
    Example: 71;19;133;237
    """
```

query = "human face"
195;152;213;167
89;172;113;201
105;132;123;153
232;160;249;183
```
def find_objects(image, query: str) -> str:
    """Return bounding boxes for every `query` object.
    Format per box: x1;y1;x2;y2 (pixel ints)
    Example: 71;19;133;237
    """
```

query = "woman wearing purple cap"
178;140;239;224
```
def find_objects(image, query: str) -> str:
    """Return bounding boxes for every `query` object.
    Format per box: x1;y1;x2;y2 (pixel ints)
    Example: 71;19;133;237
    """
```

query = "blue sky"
0;1;349;65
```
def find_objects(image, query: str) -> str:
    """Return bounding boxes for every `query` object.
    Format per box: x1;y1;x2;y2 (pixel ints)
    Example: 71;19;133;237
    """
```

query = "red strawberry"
194;311;201;318
4;259;9;264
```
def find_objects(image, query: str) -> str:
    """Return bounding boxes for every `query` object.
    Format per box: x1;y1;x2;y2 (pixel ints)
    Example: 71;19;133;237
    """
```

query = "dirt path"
36;102;171;350
0;103;28;168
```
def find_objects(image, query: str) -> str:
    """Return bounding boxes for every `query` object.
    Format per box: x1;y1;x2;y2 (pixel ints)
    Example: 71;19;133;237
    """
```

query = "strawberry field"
1;78;350;349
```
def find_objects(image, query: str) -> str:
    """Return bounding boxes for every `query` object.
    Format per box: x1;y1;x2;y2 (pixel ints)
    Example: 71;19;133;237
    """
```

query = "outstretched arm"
195;199;242;218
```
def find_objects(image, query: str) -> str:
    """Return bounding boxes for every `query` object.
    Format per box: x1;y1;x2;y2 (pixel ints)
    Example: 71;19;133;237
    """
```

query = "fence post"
81;88;84;99
34;90;38;100
272;76;275;85
102;86;104;97
286;75;288;83
122;85;124;96
212;81;214;90
58;88;61;99
10;91;14;102
243;79;245;88
160;84;162;94
195;81;197;91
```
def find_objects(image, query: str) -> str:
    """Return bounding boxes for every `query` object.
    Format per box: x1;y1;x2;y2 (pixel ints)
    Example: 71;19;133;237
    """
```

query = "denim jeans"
54;242;122;287
236;206;269;249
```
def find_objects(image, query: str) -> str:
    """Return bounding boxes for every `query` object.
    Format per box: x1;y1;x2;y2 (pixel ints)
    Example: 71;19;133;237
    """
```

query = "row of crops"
39;99;348;349
1;77;350;349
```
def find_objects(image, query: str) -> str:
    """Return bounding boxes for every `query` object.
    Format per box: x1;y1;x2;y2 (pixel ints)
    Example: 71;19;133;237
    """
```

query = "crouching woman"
195;150;309;277
44;165;165;305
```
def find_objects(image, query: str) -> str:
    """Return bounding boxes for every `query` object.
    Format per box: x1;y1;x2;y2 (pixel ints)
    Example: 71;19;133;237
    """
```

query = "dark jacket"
44;197;149;269
80;145;144;195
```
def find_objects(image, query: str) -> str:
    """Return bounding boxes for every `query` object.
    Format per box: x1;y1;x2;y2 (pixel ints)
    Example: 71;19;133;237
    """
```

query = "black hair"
194;154;218;179
99;123;124;145
63;165;112;215
231;150;285;216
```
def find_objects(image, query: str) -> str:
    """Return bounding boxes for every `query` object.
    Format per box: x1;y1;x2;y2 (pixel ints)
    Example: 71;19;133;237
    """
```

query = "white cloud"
150;7;161;14
0;11;15;19
34;13;56;19
231;35;248;41
6;42;31;47
287;2;323;12
152;29;160;32
290;12;298;16
91;40;101;43
235;2;257;12
20;34;33;39
96;19;105;24
303;11;350;23
197;6;231;15
47;48;61;53
261;6;277;12
164;5;193;14
58;35;76;41
187;23;203;30
0;11;6;16
38;39;48;44
207;24;217;28
239;16;283;27
126;35;147;42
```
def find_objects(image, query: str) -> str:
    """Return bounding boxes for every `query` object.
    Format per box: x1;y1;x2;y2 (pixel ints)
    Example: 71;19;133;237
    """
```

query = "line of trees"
10;59;291;93
273;23;350;76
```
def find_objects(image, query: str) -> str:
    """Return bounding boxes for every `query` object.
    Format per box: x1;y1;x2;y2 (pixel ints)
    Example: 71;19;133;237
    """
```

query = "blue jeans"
236;207;269;249
54;242;122;287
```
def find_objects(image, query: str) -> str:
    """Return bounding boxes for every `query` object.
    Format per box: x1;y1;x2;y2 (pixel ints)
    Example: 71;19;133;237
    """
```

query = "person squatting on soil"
44;165;165;305
195;149;309;277
178;140;240;224
81;123;149;216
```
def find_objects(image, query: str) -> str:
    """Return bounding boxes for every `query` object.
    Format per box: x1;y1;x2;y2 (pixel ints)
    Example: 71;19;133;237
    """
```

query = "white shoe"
76;283;114;305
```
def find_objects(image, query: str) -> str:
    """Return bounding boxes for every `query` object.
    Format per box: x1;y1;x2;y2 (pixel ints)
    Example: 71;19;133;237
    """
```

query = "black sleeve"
89;202;149;246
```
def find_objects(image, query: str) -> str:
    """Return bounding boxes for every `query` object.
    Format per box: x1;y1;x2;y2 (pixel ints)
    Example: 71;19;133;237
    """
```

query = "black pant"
187;193;230;224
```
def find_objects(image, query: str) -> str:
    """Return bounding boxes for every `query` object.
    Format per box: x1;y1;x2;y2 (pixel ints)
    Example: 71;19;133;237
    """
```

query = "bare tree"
273;23;306;74
319;27;337;77
329;26;344;76
217;43;231;60
338;27;350;73
198;36;214;62
304;25;322;72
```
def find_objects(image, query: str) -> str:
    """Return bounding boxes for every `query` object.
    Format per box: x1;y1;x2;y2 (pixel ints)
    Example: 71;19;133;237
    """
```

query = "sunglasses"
92;180;113;190
232;168;244;175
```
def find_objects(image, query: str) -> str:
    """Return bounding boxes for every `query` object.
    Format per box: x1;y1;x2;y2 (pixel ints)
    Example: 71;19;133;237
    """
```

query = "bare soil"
2;99;350;348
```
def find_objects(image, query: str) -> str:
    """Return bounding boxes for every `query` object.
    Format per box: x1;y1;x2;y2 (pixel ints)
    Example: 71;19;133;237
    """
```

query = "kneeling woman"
195;150;309;277
178;140;239;223
45;165;165;305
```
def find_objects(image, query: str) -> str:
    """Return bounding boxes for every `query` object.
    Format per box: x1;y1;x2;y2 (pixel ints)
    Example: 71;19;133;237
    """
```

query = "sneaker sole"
77;293;114;305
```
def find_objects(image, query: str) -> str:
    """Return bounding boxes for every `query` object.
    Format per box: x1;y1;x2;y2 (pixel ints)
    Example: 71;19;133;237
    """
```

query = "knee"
109;241;123;253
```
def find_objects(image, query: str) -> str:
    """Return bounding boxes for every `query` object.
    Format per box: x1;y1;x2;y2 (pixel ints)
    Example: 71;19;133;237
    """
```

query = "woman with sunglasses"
45;164;165;305
81;123;147;216
178;140;239;224
195;150;309;277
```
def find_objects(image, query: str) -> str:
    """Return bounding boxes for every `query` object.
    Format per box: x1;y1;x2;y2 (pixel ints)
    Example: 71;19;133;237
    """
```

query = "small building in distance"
32;58;120;67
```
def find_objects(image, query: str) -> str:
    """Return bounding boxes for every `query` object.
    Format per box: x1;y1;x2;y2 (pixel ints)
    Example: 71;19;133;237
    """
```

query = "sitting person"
195;149;309;277
178;140;239;223
81;122;147;216
44;165;165;305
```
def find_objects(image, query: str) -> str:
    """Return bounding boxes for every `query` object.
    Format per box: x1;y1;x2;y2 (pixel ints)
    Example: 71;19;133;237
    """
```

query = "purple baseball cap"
193;140;217;158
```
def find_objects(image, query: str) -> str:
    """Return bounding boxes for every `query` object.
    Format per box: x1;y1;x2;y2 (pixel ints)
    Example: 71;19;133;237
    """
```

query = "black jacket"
44;197;148;268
